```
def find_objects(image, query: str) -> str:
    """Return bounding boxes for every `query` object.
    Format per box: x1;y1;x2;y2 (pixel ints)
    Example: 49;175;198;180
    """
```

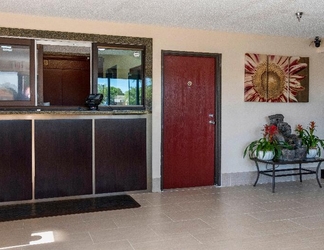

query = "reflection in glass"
0;44;30;101
97;48;143;106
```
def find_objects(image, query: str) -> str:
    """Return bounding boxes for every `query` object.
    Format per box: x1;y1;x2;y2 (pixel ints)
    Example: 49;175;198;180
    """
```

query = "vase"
257;151;275;161
306;148;318;158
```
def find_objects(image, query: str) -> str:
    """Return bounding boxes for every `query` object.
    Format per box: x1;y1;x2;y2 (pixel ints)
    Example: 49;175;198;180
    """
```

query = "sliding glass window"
0;38;35;106
95;45;144;108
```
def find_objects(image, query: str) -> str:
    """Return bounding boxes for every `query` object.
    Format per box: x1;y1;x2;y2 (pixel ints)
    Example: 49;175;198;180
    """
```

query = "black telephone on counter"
85;94;103;110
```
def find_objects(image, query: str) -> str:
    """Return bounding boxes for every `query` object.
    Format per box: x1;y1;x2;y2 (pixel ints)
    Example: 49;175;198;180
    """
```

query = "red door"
162;53;216;189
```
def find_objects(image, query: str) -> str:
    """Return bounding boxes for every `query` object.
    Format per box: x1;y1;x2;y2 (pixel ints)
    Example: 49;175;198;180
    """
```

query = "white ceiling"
1;0;324;39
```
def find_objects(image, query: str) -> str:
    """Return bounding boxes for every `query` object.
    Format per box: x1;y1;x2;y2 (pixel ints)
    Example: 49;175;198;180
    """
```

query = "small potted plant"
243;124;286;160
295;121;324;158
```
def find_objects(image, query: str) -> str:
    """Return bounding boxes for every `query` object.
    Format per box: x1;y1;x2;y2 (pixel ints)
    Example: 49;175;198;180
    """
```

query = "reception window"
95;45;144;107
0;32;151;110
0;38;35;106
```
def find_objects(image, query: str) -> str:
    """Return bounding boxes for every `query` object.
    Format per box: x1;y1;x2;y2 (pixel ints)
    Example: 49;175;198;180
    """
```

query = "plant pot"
306;148;318;158
295;147;307;160
281;149;295;161
257;151;275;161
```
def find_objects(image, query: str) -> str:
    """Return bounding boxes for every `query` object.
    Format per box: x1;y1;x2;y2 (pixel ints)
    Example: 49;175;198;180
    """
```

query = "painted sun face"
244;53;308;102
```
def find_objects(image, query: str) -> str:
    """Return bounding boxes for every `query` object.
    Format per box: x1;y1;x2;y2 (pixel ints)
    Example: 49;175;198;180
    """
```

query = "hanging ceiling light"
296;12;303;22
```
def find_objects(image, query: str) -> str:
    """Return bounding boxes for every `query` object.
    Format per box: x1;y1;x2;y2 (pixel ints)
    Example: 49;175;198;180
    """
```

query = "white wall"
1;12;324;190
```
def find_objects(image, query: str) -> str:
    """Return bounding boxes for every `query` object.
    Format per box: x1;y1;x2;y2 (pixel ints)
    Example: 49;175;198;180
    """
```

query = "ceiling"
1;0;324;39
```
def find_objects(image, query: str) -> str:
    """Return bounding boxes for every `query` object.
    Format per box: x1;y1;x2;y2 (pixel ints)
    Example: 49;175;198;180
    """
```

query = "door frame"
161;50;222;189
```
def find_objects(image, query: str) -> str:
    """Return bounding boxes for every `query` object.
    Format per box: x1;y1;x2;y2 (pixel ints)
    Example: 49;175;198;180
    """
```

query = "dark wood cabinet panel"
95;119;147;193
0;117;147;203
43;68;63;104
0;120;32;202
62;69;90;106
35;119;92;199
43;55;90;106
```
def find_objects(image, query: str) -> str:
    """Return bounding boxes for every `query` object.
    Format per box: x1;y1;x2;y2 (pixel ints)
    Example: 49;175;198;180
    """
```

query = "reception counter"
0;110;149;203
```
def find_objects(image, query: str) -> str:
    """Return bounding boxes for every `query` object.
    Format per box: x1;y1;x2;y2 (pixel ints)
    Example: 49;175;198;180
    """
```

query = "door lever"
209;120;216;125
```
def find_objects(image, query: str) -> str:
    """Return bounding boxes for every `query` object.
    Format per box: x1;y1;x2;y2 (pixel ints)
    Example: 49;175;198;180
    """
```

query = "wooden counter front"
0;114;147;203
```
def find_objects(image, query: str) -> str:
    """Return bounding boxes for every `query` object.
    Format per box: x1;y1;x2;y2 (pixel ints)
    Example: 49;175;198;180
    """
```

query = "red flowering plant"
295;121;324;156
243;124;288;160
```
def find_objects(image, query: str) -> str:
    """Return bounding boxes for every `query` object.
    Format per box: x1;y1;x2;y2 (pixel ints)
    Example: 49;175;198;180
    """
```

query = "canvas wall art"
244;53;309;102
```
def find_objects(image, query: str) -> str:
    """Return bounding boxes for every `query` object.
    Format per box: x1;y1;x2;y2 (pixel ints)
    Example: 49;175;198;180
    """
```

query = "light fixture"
1;45;12;52
296;12;303;22
314;36;321;47
309;36;321;48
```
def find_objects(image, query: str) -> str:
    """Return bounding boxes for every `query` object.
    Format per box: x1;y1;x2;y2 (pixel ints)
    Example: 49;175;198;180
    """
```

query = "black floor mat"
0;195;140;222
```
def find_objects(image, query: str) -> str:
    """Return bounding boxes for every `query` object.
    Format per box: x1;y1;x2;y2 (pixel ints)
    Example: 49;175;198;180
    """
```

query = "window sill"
0;108;147;116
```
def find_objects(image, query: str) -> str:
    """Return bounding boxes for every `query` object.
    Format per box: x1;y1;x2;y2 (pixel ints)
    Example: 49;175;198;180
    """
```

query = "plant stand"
250;157;324;193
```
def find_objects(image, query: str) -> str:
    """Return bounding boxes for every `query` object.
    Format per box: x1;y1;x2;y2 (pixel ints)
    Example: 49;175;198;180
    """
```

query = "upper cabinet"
42;54;91;106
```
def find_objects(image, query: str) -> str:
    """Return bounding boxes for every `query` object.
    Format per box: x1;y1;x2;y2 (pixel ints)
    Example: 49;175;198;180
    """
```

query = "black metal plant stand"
251;157;324;193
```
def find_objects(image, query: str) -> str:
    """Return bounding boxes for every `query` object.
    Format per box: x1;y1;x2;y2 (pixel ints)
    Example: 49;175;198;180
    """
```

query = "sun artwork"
244;53;309;102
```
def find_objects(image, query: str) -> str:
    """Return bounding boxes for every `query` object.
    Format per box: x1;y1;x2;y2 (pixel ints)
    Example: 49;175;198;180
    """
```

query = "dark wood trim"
0;37;32;46
43;54;90;61
37;44;44;104
30;39;36;105
215;54;222;186
91;42;98;94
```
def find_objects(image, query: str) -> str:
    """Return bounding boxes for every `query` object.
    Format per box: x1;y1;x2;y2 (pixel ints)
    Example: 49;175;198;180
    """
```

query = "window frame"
92;43;146;110
0;37;35;106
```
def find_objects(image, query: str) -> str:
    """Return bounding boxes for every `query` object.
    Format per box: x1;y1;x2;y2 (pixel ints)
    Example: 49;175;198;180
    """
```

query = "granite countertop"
0;109;147;115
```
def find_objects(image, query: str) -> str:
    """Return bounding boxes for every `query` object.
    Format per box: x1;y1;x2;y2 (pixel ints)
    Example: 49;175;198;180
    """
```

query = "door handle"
209;120;215;125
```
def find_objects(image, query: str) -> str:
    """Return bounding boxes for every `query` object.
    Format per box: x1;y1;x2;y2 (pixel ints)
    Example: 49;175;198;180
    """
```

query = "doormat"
0;195;140;222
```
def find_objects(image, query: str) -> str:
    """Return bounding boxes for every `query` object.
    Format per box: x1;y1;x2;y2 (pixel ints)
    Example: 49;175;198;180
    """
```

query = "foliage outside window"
96;47;144;107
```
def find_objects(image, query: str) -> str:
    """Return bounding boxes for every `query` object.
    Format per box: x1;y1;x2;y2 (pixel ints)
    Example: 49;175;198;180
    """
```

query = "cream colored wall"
1;12;324;190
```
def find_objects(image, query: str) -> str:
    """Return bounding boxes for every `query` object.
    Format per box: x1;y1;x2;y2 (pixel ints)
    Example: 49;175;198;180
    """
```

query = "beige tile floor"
1;180;324;250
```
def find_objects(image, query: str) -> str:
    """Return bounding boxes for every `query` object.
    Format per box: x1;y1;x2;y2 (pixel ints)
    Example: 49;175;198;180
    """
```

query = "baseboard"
151;168;319;191
152;178;161;192
221;167;318;187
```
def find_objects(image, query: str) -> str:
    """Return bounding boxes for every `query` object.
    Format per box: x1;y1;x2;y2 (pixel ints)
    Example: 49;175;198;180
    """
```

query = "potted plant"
243;124;286;160
295;121;324;158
